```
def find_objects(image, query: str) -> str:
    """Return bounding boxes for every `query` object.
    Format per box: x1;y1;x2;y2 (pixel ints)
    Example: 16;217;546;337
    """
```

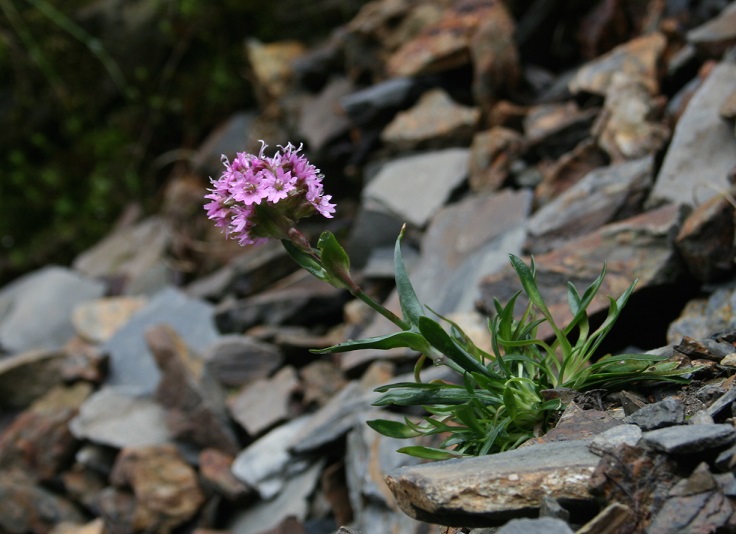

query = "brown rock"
245;39;306;109
469;126;525;191
535;139;609;206
524;402;622;446
147;324;239;454
50;518;105;534
380;88;480;151
299;359;348;407
525;102;600;160
593;73;670;161
199;448;252;501
111;445;205;533
469;0;519;109
0;383;92;481
0;348;69;409
675;194;736;282
569;32;667;96
72;296;147;344
228;365;300;436
387;0;497;77
0;469;86;533
721;90;736;119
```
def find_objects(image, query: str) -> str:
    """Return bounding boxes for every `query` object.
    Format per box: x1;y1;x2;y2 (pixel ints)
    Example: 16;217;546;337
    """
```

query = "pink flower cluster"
205;142;335;245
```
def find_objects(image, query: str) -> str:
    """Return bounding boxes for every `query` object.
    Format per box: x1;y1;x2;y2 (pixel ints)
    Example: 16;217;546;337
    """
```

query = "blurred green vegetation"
0;0;361;285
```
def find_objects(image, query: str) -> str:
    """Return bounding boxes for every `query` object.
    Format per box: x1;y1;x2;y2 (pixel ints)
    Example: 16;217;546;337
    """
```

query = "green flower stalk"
206;142;697;460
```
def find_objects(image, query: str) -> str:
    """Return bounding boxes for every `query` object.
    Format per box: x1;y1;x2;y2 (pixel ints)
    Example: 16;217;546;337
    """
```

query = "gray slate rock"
340;77;418;125
363;148;470;228
589;424;643;456
642;423;736;454
386;440;599;527
496;517;574;534
624;397;685;430
0;266;104;353
203;334;284;388
69;386;172;448
526;156;653;253
0;349;69;409
103;287;219;394
648;61;736;208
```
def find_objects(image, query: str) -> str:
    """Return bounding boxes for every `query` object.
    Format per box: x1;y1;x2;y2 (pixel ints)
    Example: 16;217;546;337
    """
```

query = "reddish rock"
469;127;525;191
0;383;92;481
387;0;498;77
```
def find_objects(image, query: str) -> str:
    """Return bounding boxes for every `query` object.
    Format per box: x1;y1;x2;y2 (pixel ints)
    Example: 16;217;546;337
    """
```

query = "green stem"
352;286;410;330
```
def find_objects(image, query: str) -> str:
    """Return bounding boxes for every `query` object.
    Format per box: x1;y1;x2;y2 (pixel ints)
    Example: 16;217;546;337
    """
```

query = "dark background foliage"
0;0;363;285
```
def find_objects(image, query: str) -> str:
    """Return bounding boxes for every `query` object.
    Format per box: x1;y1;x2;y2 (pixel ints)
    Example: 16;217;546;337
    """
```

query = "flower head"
205;142;334;245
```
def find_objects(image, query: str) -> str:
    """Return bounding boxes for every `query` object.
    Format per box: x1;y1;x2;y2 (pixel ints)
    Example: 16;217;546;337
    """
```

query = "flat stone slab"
648;61;736;208
385;440;599;527
642;423;736;454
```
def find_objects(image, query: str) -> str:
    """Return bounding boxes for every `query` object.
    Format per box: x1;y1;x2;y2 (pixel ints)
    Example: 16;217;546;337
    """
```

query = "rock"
202;334;284;388
0;383;92;481
524;102;599;160
0;470;86;533
340;77;419;126
231;415;313;499
245;39;306;108
589;424;643;457
642;423;736;454
648;462;733;533
648;62;736;208
297;76;354;154
72;216;173;294
385;440;599;527
103;287;219;394
192;112;258;176
50;518;105;534
71;296;147;344
380;88;480;151
624;397;686;430
147;324;238;454
228;365;300;436
70;386;172;448
526;156;653;254
346;411;427;534
288;381;378;455
299;359;348;407
675;194;736;282
110;444;205;533
226;459;325;534
186;239;296;301
214;269;346;333
496;517;573;534
362;148;470;228
687;2;736;57
593;72;670;161
576;502;635;534
468;127;525;192
387;0;498;77
469;0;519;109
534;139;610;207
0;348;70;409
525;403;622;446
568;32;667;96
667;287;736;343
0;266;105;353
199;448;252;501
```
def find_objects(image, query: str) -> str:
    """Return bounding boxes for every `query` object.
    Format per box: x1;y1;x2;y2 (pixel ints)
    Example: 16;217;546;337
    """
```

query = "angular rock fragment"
202;334;284;388
386;440;599;527
469;127;525;191
642;423;736;454
147;324;239;454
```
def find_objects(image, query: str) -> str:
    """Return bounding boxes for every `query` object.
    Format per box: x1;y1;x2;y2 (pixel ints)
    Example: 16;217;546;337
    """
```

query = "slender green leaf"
317;231;351;286
418;316;498;379
366;419;422;438
394;225;424;326
281;239;327;281
312;330;430;354
396;446;468;460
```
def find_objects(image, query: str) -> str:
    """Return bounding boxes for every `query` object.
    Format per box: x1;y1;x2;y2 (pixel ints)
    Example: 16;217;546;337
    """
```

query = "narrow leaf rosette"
204;141;335;245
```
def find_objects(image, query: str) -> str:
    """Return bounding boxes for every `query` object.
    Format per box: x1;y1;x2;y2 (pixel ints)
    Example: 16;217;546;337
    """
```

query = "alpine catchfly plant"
206;142;697;460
